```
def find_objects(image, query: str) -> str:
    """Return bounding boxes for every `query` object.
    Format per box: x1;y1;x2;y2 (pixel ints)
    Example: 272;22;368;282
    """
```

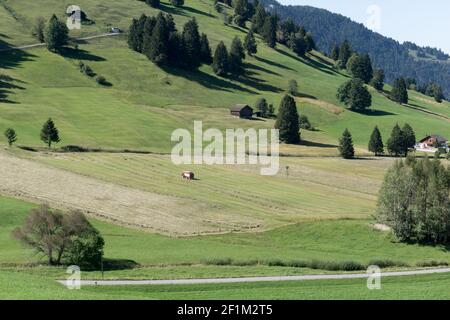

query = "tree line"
128;13;212;69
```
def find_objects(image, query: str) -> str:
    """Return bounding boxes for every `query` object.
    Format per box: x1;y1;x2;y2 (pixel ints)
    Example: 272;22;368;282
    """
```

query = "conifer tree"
252;3;267;34
402;123;416;154
40;118;60;148
255;97;268;118
229;36;245;74
4;128;17;147
339;129;355;159
390;78;409;104
275;95;300;144
262;15;277;48
45;14;69;52
168;31;186;68
368;126;384;156
370;69;385;91
387;124;406;157
182;18;202;69
304;32;316;52
127;18;140;52
199;33;213;65
213;41;229;76
142;16;156;58
337;39;352;69
147;0;160;8
244;30;257;56
148;13;169;65
330;44;339;61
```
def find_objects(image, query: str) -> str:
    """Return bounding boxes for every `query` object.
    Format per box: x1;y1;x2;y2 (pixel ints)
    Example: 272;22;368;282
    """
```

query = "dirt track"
0;150;250;235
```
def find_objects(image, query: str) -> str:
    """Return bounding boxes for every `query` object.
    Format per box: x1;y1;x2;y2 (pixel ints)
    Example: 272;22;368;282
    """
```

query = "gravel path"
57;268;450;286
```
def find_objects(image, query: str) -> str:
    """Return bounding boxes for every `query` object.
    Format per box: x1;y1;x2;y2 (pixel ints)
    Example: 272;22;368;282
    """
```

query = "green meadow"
1;0;450;299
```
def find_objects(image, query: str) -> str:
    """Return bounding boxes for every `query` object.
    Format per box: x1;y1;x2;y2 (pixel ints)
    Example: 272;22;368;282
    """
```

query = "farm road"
58;268;450;286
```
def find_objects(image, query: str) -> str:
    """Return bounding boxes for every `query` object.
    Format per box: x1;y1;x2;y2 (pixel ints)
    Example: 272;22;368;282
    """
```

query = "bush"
368;259;408;269
61;145;88;152
416;260;449;268
95;75;109;86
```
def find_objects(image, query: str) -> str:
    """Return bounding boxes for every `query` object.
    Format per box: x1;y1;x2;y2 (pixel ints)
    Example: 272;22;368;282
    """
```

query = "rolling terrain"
0;0;449;299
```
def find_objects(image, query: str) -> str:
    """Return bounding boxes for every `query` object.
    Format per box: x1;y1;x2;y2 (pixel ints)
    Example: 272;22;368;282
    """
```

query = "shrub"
61;145;88;152
416;260;449;268
95;75;109;86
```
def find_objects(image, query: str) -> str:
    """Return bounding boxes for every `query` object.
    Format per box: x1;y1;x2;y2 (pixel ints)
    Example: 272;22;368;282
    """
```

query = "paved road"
57;268;450;286
0;33;121;52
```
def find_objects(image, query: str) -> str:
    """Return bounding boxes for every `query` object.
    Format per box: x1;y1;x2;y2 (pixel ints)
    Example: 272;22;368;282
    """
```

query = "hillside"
1;0;449;153
261;0;450;97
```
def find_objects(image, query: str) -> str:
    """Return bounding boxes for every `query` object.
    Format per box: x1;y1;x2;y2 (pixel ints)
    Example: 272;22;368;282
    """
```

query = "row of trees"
128;13;212;69
4;118;60;148
338;123;416;159
378;158;450;244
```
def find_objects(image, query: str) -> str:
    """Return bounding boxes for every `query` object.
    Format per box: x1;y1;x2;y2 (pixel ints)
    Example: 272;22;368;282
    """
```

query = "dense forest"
260;0;450;97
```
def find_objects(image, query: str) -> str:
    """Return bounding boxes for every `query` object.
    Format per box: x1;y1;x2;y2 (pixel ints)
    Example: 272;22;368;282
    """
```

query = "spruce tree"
148;13;169;65
275;95;300;144
127;18;140;52
137;14;149;53
142;16;156;58
4;128;17;147
337;40;352;69
45;14;69;52
229;36;245;74
262;15;277;48
40;118;60;148
255;97;268;118
252;3;267;34
213;41;229;76
330;44;339;61
339;129;355;159
304;32;316;52
402;123;416;154
182;18;202;69
244;30;257;56
233;0;248;18
368;126;384;156
168;31;186;68
390;78;409;104
199;33;213;65
387;124;406;157
370;69;385;91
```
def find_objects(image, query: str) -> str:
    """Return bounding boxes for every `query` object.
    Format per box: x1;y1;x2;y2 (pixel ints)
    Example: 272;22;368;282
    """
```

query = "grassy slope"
0;0;449;152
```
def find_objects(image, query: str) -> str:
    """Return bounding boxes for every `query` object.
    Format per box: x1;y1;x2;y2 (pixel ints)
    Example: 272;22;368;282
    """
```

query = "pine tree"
127;18;140;52
368;126;384;156
199;33;213;65
40;118;60;148
213;41;229;76
182;18;202;69
262;15;277;48
304;32;315;52
370;69;385;91
255;97;268;118
290;34;307;57
4;128;17;147
275;95;300;144
288;79;298;96
330;44;339;61
252;3;267;34
244;30;257;56
337;39;352;69
168;31;186;68
45;14;69;52
402;123;416;154
136;14;149;53
387;124;406;157
339;129;355;159
142;16;156;58
229;36;245;74
148;13;169;65
390;78;409;104
346;53;373;83
233;0;248;18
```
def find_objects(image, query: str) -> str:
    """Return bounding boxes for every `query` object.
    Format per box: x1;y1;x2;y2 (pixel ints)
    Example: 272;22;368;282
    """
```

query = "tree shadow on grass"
0;75;25;104
253;55;294;71
161;65;258;94
299;140;338;148
232;73;283;93
357;109;396;116
59;47;106;62
244;62;281;76
297;92;318;100
159;3;188;17
0;40;36;69
102;258;139;271
275;48;338;76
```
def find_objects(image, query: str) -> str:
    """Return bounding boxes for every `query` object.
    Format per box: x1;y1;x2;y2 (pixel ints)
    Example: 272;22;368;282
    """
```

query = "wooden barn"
230;104;254;119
